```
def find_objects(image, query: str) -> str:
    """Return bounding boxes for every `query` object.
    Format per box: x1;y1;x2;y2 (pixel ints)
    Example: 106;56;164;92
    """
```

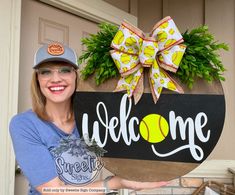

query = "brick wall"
125;176;233;195
132;176;233;195
125;160;235;195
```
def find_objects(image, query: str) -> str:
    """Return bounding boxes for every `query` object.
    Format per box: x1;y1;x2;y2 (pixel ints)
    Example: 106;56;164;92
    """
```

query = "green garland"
79;23;119;85
177;26;229;89
79;22;228;88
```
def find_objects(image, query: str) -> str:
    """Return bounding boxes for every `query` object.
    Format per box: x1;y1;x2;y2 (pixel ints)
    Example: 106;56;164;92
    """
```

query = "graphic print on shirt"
50;134;105;185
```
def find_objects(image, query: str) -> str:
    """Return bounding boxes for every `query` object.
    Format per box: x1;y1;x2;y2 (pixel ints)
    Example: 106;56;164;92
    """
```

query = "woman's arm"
9;115;168;195
36;176;168;195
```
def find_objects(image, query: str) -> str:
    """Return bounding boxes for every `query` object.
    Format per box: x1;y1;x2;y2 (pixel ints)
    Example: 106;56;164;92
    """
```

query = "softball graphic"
120;53;131;64
122;67;128;73
139;38;143;47
133;55;138;61
164;39;176;48
168;28;175;35
134;75;140;82
139;114;169;143
131;85;136;90
119;46;125;51
160;79;165;84
114;59;121;69
130;63;137;69
167;81;177;91
153;60;159;69
127;48;134;54
124;74;134;84
153;41;158;48
172;51;184;66
113;30;124;45
144;45;155;57
153;73;159;79
157;87;162;94
159;21;169;29
160;71;167;78
158;55;164;62
163;50;170;55
125;37;137;47
157;31;168;42
144;58;154;65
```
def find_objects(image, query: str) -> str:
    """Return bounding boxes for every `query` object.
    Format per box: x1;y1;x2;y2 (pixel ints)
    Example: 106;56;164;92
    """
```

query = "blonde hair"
31;62;78;121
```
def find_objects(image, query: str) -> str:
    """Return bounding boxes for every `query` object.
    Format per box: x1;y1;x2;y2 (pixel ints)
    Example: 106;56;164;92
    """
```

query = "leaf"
79;22;119;85
178;25;228;89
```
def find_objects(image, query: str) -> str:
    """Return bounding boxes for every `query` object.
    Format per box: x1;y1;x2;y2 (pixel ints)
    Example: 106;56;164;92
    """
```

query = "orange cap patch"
47;43;64;56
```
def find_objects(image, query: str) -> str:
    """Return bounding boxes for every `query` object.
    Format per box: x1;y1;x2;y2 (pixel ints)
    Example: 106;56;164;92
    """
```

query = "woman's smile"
48;85;67;94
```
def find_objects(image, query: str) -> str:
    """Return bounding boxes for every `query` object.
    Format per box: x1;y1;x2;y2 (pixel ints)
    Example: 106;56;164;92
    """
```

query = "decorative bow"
110;16;186;104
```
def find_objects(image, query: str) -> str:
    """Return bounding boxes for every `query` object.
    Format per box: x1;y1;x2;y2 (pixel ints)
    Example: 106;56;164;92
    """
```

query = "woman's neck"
45;100;72;124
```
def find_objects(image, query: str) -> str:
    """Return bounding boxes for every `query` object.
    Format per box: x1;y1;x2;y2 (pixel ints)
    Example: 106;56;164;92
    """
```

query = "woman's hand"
120;179;168;191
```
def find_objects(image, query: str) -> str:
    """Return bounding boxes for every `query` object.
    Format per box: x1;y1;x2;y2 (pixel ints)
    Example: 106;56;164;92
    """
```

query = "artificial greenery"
79;22;228;88
178;26;229;89
79;22;119;85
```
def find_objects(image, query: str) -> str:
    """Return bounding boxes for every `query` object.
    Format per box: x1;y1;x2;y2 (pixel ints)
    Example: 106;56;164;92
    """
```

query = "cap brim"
33;57;78;69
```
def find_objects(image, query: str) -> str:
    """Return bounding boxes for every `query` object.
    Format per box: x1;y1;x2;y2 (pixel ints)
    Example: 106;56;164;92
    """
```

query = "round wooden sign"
75;74;225;181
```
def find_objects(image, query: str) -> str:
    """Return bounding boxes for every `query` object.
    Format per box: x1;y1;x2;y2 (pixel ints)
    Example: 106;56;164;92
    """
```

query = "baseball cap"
33;42;79;69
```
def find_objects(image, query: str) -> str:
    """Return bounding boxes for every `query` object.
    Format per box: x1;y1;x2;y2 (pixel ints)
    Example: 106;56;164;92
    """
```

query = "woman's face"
37;62;77;105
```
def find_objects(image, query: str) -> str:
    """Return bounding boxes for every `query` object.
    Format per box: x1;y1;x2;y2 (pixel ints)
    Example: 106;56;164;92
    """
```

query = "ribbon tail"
114;68;144;103
149;70;163;104
133;73;144;104
149;60;183;104
113;77;128;92
162;70;184;94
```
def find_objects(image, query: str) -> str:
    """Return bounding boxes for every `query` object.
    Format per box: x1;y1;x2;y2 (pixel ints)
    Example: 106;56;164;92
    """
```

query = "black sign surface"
74;92;225;163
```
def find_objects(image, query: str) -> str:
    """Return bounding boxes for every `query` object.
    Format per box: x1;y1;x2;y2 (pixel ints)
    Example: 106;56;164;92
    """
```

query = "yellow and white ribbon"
110;16;186;104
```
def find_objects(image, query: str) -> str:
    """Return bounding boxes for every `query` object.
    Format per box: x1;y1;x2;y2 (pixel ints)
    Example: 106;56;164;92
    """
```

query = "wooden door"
17;0;101;194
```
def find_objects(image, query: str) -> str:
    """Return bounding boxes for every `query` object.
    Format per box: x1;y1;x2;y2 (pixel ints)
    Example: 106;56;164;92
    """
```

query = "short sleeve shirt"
9;110;93;195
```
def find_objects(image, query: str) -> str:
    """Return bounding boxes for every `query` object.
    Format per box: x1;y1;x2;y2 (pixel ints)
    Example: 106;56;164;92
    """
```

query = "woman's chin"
46;96;71;104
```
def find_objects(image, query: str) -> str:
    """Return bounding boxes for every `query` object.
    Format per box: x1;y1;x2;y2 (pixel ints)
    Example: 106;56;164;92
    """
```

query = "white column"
0;0;22;194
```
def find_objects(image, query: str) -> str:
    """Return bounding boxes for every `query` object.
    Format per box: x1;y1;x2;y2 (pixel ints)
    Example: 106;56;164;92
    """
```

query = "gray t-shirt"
10;109;94;195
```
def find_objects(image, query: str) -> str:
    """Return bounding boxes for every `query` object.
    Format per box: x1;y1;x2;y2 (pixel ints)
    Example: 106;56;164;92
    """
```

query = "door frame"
1;0;136;194
40;0;137;25
2;0;235;194
0;1;21;195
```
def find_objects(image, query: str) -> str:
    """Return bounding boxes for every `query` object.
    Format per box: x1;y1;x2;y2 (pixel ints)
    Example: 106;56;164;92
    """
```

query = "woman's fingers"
121;179;169;190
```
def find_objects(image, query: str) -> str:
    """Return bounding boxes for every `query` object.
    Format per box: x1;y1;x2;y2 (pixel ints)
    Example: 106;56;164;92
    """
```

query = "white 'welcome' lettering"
81;94;211;161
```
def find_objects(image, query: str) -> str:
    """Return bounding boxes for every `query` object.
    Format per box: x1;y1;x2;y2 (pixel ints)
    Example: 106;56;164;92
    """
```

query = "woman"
10;42;167;195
